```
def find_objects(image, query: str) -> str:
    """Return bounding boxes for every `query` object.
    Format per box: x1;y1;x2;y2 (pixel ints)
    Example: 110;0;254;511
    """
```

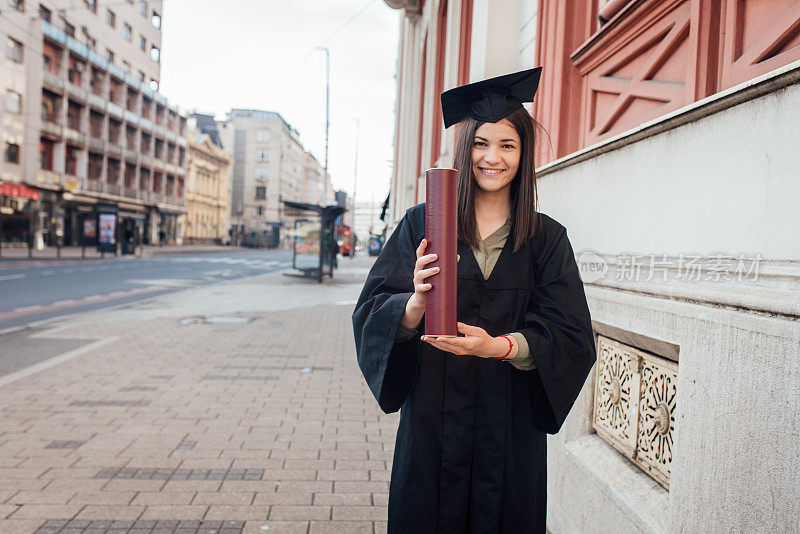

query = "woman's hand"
409;238;461;309
422;322;516;359
400;238;459;329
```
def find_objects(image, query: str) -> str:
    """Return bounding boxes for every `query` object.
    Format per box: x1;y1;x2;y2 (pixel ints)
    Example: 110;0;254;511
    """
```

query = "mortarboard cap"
440;67;543;129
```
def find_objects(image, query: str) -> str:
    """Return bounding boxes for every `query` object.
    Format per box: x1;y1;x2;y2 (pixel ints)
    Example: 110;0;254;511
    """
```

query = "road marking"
0;273;25;281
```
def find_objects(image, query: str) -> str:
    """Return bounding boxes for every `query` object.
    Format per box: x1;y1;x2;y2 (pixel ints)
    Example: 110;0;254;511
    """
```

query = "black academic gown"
352;203;596;534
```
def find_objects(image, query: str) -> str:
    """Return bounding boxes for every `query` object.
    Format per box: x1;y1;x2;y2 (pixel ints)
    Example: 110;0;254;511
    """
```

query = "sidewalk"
0;255;394;533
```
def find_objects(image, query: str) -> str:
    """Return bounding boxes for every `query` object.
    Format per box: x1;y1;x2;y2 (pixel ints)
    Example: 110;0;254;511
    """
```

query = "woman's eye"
503;144;516;149
473;141;485;147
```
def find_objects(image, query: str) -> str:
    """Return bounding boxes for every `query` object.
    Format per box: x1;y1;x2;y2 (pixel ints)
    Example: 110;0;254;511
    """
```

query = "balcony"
124;73;141;89
67;83;87;102
124;188;137;198
64;128;86;146
107;143;122;157
125;149;138;162
106;184;121;196
124;110;139;126
41;121;63;139
152;192;163;203
42;20;66;45
66;36;88;59
88;49;108;70
86;180;103;193
37;170;61;186
88;137;104;152
43;72;65;93
108;103;124;119
108;63;126;81
140;118;153;131
88;94;105;110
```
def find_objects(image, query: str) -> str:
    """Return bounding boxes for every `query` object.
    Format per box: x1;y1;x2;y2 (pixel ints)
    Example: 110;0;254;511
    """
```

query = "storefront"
0;181;40;247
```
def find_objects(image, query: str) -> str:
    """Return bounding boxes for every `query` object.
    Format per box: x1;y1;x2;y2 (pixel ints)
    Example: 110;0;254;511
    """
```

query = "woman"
352;68;596;533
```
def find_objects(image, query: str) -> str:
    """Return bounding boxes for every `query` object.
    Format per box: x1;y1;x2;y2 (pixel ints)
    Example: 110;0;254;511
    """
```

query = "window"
253;205;265;217
255;167;268;181
5;143;20;164
5;91;22;114
138;0;146;17
123;23;132;41
7;38;23;63
256;150;269;162
151;11;161;28
107;49;114;63
150;45;160;63
148;79;158;91
64;23;75;37
86;36;96;50
139;35;146;51
122;60;130;73
256;129;270;142
8;0;23;12
84;0;96;13
255;186;266;199
39;5;52;21
106;9;116;27
137;70;145;81
42;53;51;72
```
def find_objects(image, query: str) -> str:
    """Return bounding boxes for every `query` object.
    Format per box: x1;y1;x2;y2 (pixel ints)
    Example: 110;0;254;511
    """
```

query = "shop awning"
118;210;147;220
0;181;40;200
157;206;187;215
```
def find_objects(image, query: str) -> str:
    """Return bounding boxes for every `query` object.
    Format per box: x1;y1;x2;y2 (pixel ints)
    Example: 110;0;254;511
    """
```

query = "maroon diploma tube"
424;167;458;337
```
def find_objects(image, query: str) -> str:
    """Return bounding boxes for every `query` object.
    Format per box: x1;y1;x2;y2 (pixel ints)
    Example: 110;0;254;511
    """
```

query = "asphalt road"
0;249;295;332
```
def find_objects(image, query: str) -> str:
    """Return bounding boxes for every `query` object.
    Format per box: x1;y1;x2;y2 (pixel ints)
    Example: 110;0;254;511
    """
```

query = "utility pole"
351;118;359;258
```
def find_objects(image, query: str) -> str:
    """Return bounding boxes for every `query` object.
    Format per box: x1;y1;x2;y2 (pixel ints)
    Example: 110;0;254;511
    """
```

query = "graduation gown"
352;203;596;533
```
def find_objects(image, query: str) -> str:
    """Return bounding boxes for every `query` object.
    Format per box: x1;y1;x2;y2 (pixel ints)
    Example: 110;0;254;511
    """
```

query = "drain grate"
35;519;245;533
93;467;264;481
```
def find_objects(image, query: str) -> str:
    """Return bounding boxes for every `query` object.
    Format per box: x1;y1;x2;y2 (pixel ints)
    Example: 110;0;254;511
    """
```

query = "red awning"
0;181;40;200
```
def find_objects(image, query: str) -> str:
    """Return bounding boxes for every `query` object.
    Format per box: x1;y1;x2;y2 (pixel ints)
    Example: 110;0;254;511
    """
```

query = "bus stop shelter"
282;200;347;283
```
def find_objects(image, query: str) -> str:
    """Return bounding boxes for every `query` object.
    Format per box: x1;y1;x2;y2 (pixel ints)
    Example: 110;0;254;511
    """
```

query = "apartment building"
222;109;326;248
0;0;187;249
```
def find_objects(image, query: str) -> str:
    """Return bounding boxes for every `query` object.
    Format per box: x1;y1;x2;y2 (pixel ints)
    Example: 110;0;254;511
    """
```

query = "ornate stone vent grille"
593;335;677;489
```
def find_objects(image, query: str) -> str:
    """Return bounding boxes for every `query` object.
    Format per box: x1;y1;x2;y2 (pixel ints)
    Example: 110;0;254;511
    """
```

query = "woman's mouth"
478;167;504;176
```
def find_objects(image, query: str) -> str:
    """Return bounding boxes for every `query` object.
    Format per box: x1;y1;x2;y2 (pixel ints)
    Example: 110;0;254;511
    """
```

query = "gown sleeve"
519;225;596;434
352;210;421;414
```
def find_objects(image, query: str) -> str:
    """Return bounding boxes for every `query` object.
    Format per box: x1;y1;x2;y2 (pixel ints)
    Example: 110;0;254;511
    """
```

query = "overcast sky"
159;0;400;206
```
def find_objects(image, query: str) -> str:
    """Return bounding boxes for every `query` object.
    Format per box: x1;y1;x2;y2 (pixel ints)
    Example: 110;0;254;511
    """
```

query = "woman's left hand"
422;322;513;359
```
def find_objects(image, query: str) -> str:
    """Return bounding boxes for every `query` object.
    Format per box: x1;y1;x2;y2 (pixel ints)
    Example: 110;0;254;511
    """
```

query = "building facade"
0;0;187;250
184;132;230;245
384;0;800;532
222;109;327;248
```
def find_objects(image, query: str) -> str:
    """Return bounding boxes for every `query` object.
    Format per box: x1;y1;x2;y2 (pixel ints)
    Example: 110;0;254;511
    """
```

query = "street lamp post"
351;118;359;258
315;47;330;203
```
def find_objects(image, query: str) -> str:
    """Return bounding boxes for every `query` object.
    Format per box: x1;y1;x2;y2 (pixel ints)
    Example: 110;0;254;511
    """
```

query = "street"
0;250;293;333
0;252;394;534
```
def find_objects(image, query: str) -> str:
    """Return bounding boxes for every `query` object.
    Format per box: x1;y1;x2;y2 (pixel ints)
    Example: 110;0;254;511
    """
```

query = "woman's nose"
484;146;500;164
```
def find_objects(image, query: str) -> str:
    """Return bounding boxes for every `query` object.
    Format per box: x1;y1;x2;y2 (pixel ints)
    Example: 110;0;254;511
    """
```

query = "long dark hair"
453;107;542;253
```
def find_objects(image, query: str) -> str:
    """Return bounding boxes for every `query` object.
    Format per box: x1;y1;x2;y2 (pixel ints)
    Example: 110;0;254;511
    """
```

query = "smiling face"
471;119;522;195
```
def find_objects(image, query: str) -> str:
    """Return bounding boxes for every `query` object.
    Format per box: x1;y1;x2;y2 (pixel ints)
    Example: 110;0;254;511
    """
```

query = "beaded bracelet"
492;335;514;360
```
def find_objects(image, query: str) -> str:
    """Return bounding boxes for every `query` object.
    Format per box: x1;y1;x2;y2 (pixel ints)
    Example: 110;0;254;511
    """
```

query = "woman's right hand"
408;238;439;311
